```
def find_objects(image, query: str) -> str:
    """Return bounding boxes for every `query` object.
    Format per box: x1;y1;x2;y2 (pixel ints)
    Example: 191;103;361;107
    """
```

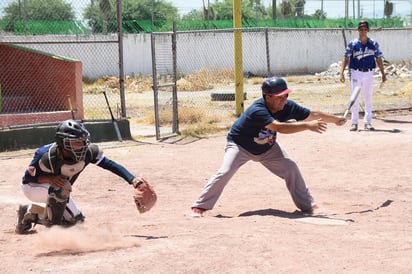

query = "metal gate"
150;23;179;140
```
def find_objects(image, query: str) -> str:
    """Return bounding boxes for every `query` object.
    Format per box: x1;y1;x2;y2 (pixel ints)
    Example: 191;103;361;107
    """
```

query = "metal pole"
151;0;155;31
117;0;126;118
233;0;244;116
151;33;160;140
345;0;349;27
172;22;179;134
352;0;355;18
321;0;324;19
265;28;270;76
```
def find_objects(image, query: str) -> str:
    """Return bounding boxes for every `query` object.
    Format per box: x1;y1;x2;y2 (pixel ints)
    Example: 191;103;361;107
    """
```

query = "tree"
202;0;215;20
384;0;393;18
210;0;267;20
99;0;112;34
181;9;203;20
280;0;293;18
295;0;305;17
83;0;179;33
4;0;75;32
312;9;327;19
119;0;178;21
4;0;75;21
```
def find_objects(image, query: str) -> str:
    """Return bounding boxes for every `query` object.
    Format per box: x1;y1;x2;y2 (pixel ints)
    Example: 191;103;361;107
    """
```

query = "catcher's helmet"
55;120;90;161
261;77;292;97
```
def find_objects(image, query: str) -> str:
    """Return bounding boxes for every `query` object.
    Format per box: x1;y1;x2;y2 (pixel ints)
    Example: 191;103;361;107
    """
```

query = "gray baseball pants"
192;141;314;212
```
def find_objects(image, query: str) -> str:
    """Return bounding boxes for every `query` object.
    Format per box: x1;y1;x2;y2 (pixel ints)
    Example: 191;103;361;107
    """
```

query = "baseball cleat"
301;204;319;215
191;207;206;217
349;124;358;131
364;124;375;130
15;205;32;234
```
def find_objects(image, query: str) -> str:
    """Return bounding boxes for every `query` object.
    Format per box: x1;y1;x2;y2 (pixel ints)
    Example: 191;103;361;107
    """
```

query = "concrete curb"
0;120;132;152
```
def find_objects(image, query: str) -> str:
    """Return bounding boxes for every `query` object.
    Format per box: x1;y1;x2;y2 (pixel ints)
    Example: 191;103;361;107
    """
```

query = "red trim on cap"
263;88;292;96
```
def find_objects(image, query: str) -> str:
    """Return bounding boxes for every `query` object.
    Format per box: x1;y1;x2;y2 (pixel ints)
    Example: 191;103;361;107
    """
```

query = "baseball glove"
132;178;157;213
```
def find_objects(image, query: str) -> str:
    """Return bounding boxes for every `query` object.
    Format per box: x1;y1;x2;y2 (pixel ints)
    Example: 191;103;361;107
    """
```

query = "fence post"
117;0;126;118
233;1;244;116
265;28;270;77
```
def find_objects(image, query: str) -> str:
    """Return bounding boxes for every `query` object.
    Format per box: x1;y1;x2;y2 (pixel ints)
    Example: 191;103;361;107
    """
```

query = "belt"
353;68;373;72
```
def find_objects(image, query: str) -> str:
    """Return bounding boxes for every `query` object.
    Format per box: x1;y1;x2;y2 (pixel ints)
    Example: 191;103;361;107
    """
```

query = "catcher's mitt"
132;178;157;213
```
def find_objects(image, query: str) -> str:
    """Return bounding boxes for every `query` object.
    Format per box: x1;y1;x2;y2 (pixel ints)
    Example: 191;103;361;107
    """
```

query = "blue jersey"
344;38;384;70
227;98;310;155
23;143;135;185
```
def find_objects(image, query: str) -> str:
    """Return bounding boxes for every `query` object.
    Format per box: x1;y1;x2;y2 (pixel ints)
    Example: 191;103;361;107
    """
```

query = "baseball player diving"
15;119;156;234
191;77;347;217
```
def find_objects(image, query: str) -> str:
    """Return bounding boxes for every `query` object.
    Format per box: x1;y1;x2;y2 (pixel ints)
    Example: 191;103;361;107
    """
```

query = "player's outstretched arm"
306;110;346;126
267;119;327;134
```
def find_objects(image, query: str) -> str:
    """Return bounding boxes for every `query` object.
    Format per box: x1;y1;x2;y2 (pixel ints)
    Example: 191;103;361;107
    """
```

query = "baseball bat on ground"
67;95;76;120
102;88;123;142
343;86;361;118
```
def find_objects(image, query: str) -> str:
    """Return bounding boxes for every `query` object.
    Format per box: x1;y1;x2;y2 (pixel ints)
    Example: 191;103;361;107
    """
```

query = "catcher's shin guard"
45;186;69;226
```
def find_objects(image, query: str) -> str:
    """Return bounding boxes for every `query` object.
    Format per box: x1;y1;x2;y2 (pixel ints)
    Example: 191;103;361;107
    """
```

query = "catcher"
15;119;156;234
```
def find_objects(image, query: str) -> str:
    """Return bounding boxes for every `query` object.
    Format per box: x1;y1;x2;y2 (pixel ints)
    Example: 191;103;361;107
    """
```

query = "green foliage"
10;20;90;34
4;0;75;21
181;9;204;21
3;0;75;32
280;1;293;18
312;9;327;20
212;0;268;20
0;17;405;35
83;0;179;33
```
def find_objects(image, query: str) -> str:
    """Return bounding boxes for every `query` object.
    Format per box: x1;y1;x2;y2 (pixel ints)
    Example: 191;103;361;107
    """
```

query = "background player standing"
191;77;346;217
15;119;144;234
339;20;387;131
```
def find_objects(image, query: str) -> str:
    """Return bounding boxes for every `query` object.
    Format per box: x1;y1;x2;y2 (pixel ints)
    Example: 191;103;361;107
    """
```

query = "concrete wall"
1;28;411;79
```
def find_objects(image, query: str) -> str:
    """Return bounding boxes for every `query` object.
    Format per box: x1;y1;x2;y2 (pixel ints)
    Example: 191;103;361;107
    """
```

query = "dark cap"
358;20;369;30
261;77;292;96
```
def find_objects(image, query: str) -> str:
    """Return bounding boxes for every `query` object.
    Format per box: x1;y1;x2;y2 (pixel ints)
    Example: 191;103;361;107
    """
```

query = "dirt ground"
1;111;412;274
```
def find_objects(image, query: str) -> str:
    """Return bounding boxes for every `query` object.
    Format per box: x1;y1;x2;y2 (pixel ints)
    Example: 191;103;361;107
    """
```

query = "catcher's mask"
55;120;90;161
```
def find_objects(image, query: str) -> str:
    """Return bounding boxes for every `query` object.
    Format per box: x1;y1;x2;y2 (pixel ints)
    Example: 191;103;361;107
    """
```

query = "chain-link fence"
149;27;412;139
0;36;120;128
1;23;411;137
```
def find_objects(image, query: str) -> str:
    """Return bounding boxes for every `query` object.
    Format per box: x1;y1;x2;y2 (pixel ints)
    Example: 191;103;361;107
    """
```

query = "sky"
0;0;411;20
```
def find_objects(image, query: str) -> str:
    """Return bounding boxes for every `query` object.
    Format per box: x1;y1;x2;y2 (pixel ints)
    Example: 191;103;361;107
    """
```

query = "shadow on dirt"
127;234;169;240
376;117;412;124
236;199;393;220
236;208;355;223
237;208;301;219
344;199;394;215
357;128;401;133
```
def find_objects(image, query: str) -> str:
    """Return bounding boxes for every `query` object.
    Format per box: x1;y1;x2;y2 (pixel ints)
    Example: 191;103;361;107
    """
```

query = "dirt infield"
1;111;412;273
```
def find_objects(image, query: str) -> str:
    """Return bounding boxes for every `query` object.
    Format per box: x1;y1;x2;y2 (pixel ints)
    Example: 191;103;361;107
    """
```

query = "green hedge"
0;18;405;35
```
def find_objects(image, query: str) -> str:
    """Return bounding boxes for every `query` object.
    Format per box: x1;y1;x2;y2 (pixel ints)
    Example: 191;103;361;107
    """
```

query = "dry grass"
177;68;235;91
83;75;154;94
83;67;412;137
141;105;204;125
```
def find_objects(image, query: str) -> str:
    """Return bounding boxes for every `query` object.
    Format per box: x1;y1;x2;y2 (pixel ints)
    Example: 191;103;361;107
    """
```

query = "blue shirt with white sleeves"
344;38;384;70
